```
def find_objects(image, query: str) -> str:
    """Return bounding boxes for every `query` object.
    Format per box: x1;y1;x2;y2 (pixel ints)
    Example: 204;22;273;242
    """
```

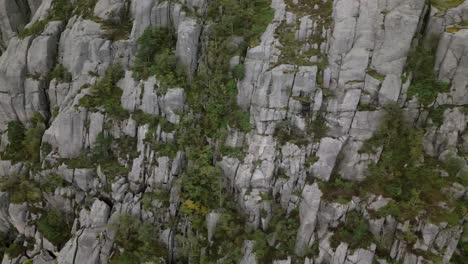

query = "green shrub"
40;174;69;193
141;190;170;210
111;214;168;263
331;211;374;250
0;175;42;204
252;208;300;262
428;105;449;126
24;113;46;164
18;0;75;38
406;43;449;106
37;209;73;247
308;113;328;141
73;0;98;19
48;64;72;82
318;178;359;204
357;105;467;223
18;20;47;39
220;146;246;160
443;153;465;177
2;121;26;162
63;133;130;183
207;0;273;46
4;237;30;259
232;64;245;80
79;64;129;120
133;27;180;82
49;0;74;21
0;231;16;260
2;114;47;164
227;108;251;133
180;146;222;214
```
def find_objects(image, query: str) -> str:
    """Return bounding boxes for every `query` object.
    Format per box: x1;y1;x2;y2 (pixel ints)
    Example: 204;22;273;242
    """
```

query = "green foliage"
48;64;72;83
0;175;42;204
406;43;449;106
18;0;74;38
23;114;47;164
40;174;69;193
321;105;466;226
232;64;246;80
308;113;328;141
111;214;168;263
180;146;222;216
129;1;274;262
2;121;26;162
359;105;466;223
442;153;465;177
220;145;246;160
204;202;247;262
4;236;32;259
331;211;374;250
79;64;129;120
431;0;464;10
206;0;273;46
142;190;170;210
253;208;300;262
49;0;74;21
132;26;185;86
9;113;45;161
37;208;73;247
18;20;47;39
275;0;331;68
64;133;130;183
74;0;98;18
0;231;16;260
227;108;252;133
318;178;358;204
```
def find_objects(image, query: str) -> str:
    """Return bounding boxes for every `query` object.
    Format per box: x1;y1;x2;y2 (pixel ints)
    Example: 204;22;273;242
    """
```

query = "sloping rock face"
0;0;466;263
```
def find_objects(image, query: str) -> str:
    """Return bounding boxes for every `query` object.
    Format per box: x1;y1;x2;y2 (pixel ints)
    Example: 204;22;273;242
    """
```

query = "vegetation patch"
132;26;184;85
431;0;464;10
180;146;222;223
37;208;74;247
219;145;246;160
331;211;374;250
111;214;168;264
274;0;332;71
48;64;72;83
322;104;466;225
64;133;130;184
4;235;33;259
307;113;328;141
406;42;449;106
79;64;129;120
1;114;46;165
253;208;301;262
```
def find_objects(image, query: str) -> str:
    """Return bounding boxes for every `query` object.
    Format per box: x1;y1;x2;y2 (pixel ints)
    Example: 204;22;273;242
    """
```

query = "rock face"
0;0;466;264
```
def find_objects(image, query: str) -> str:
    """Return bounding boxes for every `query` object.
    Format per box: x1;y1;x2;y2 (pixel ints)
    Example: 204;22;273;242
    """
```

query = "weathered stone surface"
175;18;201;78
296;183;322;256
311;137;346;181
